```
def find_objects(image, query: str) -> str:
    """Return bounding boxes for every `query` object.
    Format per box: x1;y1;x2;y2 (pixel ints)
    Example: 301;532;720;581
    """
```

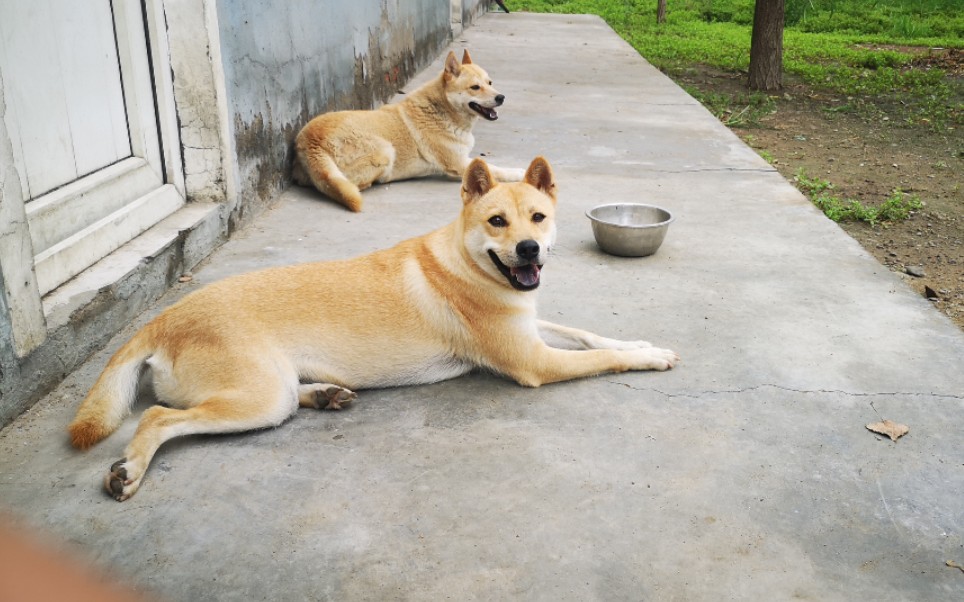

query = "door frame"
0;0;184;357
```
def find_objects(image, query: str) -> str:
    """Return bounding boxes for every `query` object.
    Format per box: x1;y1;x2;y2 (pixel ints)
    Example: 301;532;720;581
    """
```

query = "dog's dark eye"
488;215;507;227
532;213;546;223
471;85;481;90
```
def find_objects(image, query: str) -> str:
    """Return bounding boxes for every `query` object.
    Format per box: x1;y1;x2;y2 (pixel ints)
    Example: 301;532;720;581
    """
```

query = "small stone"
905;265;925;278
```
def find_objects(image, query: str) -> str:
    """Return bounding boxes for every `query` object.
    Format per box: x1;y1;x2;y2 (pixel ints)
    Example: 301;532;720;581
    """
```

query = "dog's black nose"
516;239;540;261
495;94;505;105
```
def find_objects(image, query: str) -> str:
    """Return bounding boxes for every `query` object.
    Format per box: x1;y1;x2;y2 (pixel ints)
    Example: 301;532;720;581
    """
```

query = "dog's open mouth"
488;250;541;291
469;102;498;121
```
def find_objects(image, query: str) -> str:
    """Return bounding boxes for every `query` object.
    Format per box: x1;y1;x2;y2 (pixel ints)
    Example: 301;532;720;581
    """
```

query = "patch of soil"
675;66;963;330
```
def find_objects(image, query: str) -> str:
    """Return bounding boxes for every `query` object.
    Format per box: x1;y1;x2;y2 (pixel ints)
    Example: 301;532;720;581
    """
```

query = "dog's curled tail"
296;150;364;213
68;332;154;450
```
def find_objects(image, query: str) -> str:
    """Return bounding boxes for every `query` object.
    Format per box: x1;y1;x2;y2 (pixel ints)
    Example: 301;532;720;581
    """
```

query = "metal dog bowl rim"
585;203;675;229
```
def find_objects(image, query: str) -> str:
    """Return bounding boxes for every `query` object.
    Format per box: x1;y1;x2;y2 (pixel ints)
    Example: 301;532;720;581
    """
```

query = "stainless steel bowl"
586;203;674;257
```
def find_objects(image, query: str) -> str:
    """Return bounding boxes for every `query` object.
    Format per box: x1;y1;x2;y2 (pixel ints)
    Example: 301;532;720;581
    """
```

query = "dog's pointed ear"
461;49;473;65
444;51;461;79
524;156;557;200
461;159;495;204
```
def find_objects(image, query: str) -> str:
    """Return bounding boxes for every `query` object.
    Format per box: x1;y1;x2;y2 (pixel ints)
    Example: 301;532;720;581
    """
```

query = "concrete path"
2;13;962;601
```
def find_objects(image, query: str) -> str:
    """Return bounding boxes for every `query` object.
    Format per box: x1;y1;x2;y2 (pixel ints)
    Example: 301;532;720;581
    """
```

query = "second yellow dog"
293;50;524;212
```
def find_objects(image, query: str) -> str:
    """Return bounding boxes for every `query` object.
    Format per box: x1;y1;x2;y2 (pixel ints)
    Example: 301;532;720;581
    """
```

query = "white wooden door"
0;0;184;295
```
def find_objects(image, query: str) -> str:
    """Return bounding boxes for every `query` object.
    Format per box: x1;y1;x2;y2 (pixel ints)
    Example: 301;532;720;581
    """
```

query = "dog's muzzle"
488;240;542;291
469;95;503;121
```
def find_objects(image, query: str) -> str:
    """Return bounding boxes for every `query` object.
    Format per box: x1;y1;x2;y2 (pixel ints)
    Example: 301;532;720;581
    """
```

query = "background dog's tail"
298;151;364;212
68;332;154;450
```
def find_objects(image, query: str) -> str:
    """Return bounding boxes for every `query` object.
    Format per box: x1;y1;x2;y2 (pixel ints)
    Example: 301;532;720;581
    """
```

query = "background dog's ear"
461;49;473;65
444;51;461;79
461;159;495;204
524;156;557;200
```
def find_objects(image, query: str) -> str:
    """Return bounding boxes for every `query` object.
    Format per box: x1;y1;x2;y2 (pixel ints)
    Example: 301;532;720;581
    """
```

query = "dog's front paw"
646;347;680;371
321;386;357;410
105;457;144;502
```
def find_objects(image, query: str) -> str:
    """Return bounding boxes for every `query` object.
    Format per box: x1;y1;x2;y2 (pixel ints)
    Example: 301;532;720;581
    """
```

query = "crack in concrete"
0;216;26;238
650;167;777;174
604;379;964;401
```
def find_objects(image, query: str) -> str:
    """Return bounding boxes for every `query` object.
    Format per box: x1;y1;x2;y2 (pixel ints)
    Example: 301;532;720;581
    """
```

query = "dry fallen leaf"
866;419;909;441
946;560;964;573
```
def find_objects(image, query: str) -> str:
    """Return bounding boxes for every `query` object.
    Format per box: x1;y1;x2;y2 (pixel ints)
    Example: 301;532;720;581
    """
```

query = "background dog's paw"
496;167;526;182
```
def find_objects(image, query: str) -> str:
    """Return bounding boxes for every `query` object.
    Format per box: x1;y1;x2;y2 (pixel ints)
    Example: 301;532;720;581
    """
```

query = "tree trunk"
657;0;667;24
748;0;784;91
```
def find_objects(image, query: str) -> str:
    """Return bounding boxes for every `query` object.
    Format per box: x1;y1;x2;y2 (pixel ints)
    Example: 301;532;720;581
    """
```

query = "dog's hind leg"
298;383;357;410
338;141;396;191
104;372;298;501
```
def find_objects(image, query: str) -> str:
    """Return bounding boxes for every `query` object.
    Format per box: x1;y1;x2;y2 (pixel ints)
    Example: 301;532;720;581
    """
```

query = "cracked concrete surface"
612;382;963;401
0;13;962;601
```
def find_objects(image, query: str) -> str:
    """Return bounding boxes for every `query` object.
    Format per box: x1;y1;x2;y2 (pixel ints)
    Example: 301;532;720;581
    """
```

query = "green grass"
756;148;775;164
512;0;963;129
682;85;776;126
793;169;923;225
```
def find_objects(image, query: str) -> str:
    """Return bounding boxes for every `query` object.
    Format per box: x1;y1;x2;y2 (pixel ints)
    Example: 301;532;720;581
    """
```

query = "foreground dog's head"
460;157;558;291
443;50;505;121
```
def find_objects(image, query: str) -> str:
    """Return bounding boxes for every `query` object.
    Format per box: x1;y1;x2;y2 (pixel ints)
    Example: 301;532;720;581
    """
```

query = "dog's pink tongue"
511;264;540;286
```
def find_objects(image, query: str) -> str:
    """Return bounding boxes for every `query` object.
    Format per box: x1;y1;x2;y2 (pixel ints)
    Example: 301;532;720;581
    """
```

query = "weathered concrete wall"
462;0;490;27
0;65;49;424
164;0;234;208
0;0;486;428
215;0;453;224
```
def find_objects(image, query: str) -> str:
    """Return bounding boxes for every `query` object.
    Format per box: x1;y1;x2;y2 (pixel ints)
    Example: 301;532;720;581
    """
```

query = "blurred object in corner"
0;512;157;602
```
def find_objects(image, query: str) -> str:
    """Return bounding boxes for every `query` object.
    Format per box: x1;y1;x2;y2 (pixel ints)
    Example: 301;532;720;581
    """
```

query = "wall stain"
230;0;452;218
